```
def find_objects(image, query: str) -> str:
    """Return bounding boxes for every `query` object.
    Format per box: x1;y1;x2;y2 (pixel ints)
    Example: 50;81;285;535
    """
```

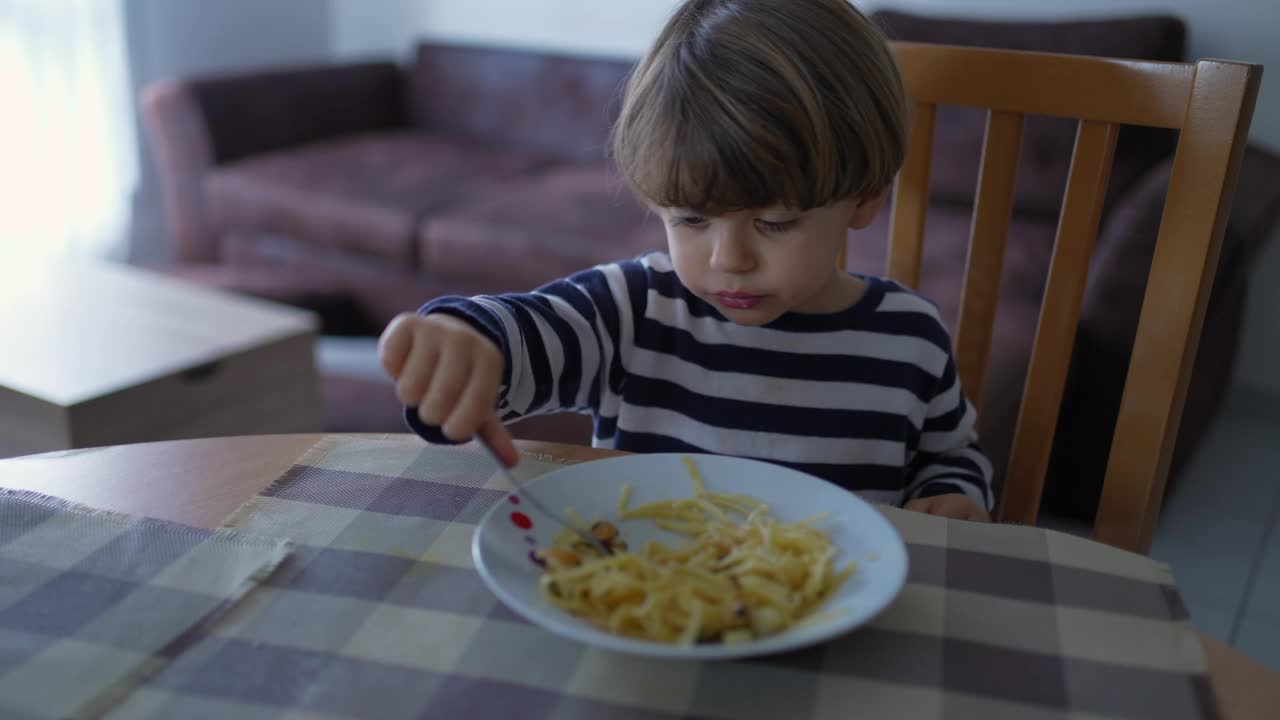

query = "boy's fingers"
936;503;971;520
378;314;417;379
395;341;438;406
903;497;934;514
936;495;988;522
478;414;519;467
907;495;992;522
418;351;468;426
442;363;501;442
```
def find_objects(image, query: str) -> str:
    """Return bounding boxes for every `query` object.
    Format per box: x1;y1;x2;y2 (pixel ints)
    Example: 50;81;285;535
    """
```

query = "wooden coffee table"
0;260;323;458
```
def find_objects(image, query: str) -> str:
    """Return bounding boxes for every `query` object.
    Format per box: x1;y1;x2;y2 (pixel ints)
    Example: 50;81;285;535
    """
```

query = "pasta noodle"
536;457;855;645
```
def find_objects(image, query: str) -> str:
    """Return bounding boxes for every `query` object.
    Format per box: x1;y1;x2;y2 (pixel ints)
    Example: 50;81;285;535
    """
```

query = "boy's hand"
379;312;519;467
904;493;990;522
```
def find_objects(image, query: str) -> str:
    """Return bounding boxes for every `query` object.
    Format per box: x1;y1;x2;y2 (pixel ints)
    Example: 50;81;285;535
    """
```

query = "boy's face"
658;192;886;326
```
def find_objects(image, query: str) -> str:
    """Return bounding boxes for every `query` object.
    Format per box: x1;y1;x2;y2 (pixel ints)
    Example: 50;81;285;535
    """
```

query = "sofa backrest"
189;62;406;166
408;43;634;164
873;11;1186;218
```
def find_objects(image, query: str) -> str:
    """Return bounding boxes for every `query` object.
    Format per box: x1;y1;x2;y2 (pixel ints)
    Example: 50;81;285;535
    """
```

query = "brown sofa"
140;11;1280;521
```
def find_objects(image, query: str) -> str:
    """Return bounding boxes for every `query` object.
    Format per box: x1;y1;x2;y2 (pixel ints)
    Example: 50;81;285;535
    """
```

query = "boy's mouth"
713;291;766;309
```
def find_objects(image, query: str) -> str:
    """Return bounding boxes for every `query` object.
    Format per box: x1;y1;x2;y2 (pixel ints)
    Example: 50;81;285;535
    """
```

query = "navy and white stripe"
409;252;993;510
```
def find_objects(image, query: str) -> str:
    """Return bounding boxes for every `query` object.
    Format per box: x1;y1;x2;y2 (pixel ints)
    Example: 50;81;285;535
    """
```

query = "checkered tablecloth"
106;436;1216;720
0;489;291;720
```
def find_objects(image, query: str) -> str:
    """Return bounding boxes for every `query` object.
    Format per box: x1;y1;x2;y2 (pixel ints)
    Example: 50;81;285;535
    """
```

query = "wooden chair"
880;42;1261;553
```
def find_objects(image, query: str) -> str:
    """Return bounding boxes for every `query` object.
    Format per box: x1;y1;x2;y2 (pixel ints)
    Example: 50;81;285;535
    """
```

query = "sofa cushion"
419;165;666;291
409;44;633;164
873;11;1185;218
206;131;549;263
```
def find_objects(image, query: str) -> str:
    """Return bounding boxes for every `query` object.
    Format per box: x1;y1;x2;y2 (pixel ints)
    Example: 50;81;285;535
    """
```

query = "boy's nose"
709;228;757;274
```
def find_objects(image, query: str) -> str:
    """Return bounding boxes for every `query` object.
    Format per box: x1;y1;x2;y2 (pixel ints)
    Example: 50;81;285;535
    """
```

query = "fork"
476;437;612;557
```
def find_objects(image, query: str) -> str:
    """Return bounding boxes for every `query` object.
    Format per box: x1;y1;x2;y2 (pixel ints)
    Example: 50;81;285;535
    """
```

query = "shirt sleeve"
403;261;638;443
903;352;995;511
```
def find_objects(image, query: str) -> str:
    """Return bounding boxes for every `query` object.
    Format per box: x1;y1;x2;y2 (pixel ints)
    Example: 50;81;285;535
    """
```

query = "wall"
330;0;1278;398
329;0;677;61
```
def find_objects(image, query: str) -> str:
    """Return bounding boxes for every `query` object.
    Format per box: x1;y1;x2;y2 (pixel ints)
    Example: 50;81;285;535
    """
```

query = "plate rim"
471;452;909;660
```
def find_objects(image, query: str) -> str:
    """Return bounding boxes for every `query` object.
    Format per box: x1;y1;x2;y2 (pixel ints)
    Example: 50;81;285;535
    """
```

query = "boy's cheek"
666;245;706;287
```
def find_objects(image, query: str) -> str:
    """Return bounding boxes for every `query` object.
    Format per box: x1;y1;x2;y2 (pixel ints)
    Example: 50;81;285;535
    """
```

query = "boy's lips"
714;291;766;309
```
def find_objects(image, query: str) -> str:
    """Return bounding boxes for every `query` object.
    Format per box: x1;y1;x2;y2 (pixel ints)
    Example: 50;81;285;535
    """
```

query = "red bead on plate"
510;511;533;530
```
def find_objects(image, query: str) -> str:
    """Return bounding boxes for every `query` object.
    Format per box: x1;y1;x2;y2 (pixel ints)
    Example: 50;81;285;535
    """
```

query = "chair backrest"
881;41;1261;553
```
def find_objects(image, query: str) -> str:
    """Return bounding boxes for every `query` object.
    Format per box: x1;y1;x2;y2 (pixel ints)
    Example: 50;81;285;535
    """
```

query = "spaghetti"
537;457;854;645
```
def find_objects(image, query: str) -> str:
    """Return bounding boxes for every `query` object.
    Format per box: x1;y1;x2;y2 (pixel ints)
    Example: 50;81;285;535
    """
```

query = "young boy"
379;0;993;521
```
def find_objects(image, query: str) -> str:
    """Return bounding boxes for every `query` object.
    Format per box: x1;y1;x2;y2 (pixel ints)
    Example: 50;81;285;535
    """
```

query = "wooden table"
1;433;1275;720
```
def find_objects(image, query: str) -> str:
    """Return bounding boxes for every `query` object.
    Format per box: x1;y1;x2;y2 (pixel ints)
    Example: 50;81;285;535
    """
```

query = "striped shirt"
407;252;993;509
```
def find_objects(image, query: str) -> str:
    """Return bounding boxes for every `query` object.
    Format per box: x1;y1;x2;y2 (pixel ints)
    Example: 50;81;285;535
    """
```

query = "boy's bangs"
622;92;838;214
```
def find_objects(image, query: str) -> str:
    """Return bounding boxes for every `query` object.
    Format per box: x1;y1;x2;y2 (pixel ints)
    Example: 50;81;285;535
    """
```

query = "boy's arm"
904;353;995;512
404;263;635;442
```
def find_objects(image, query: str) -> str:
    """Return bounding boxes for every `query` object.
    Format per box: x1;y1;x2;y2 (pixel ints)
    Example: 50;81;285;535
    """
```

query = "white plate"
472;453;909;660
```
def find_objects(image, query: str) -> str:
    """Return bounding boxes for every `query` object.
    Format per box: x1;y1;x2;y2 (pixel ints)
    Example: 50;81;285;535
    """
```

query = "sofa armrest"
1042;143;1280;519
140;61;406;262
1224;144;1280;257
1084;143;1280;350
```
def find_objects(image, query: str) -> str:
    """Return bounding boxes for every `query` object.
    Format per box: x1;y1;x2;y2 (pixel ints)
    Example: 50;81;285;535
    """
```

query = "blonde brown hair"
611;0;907;213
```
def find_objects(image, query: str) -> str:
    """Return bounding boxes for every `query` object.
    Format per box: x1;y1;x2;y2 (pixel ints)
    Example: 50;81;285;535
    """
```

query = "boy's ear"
848;187;890;229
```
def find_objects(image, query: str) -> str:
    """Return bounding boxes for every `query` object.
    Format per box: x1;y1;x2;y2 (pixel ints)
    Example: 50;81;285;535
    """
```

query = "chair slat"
1094;61;1262;553
886;101;936;289
955;110;1024;410
997;120;1119;527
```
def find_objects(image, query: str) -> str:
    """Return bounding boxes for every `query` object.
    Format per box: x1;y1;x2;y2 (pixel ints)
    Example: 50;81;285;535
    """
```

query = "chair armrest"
140;61;406;262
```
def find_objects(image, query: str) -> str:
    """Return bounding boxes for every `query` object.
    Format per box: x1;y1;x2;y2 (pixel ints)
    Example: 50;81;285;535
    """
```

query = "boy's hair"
611;0;908;214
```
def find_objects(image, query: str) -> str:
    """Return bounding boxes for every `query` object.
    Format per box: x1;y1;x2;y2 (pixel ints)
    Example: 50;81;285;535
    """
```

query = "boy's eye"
756;218;799;233
671;215;708;228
